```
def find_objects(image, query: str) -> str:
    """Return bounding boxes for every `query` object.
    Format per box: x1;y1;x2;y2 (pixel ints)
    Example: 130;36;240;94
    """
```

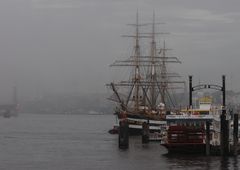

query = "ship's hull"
127;124;162;135
161;143;206;154
161;143;222;155
113;114;166;138
109;124;162;136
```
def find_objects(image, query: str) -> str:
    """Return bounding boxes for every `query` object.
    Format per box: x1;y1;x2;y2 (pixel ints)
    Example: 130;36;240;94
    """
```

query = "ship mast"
149;12;157;109
108;13;185;112
108;12;147;112
141;15;184;109
143;12;167;109
160;40;168;104
133;11;141;111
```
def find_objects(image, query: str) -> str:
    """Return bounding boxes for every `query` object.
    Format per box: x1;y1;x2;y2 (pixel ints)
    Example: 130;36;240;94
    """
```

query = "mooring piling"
142;122;149;144
118;120;129;149
233;113;239;156
206;121;210;156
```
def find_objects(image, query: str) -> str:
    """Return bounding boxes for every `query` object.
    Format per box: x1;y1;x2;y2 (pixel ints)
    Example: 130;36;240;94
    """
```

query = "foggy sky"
0;0;240;102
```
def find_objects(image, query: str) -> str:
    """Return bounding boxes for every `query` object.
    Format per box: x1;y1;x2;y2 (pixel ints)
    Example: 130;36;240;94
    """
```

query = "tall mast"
133;11;141;111
108;13;185;112
108;12;149;112
149;12;157;109
160;40;168;104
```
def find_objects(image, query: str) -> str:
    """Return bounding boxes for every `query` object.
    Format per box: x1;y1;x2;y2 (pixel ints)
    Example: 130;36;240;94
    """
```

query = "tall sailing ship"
107;13;185;136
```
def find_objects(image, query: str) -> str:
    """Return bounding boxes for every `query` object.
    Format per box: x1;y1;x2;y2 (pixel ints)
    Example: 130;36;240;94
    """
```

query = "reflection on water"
0;113;239;170
221;156;240;170
233;156;239;170
165;154;217;170
164;154;240;170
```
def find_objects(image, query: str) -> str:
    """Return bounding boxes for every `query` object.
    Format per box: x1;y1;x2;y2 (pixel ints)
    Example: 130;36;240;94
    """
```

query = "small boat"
108;125;119;134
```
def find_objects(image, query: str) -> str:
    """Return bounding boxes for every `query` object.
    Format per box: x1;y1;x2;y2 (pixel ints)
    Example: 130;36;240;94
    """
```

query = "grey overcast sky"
0;0;240;102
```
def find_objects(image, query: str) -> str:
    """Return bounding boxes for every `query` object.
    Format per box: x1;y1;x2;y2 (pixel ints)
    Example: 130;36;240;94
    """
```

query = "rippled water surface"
0;113;239;170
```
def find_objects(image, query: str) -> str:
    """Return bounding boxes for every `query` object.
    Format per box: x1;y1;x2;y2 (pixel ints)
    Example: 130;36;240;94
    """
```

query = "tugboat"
107;13;185;136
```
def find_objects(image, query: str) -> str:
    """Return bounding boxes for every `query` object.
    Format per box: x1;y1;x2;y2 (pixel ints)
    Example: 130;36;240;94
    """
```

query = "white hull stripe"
127;117;166;124
129;124;163;130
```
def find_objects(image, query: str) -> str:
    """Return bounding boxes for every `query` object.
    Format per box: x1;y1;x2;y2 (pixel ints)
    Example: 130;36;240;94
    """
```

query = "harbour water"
0;113;239;170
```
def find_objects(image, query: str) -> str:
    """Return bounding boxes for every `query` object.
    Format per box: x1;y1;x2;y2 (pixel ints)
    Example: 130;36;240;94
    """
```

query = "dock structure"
160;75;240;156
187;75;240;156
162;109;240;156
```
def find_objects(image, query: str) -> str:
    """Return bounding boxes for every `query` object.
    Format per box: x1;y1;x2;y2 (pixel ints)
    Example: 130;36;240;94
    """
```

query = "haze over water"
0;0;240;103
0;0;240;169
0;113;238;170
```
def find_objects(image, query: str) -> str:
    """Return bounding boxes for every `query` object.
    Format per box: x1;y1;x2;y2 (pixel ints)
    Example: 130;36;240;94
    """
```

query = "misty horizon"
0;0;240;103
